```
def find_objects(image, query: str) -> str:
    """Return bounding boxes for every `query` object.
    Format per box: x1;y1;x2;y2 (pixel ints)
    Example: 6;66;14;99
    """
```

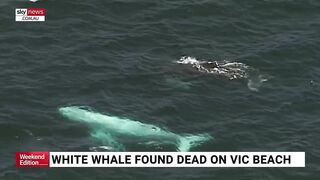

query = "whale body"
176;56;250;80
59;106;212;151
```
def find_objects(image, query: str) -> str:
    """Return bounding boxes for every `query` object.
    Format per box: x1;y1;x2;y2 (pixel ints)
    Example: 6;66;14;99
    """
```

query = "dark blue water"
0;0;319;179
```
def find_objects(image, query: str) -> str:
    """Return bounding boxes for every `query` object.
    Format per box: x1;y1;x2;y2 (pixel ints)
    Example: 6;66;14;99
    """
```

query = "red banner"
16;152;49;168
27;8;46;16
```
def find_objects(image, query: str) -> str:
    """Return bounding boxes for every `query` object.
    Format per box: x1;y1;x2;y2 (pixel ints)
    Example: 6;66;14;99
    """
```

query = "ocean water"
1;0;320;179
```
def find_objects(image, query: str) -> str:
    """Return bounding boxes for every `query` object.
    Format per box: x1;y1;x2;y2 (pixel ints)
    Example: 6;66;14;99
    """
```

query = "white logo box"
15;8;46;22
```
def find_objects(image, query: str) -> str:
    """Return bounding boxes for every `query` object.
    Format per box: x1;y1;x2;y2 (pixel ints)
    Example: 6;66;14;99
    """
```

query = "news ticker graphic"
16;152;305;168
15;8;46;22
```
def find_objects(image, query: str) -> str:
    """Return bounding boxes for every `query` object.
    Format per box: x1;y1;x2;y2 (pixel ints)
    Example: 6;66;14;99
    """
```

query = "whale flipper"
90;131;125;151
177;134;212;152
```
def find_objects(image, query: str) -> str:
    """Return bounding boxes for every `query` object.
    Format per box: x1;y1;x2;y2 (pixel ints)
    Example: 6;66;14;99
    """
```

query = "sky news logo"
15;8;46;22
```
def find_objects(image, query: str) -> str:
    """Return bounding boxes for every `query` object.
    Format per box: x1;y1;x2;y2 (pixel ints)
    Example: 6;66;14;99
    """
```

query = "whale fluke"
178;134;211;152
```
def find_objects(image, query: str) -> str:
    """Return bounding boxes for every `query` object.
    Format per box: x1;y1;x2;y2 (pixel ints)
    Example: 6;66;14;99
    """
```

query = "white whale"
59;106;212;151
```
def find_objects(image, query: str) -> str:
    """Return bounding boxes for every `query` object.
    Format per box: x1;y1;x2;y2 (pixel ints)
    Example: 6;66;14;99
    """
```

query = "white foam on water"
247;75;269;92
176;56;201;65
